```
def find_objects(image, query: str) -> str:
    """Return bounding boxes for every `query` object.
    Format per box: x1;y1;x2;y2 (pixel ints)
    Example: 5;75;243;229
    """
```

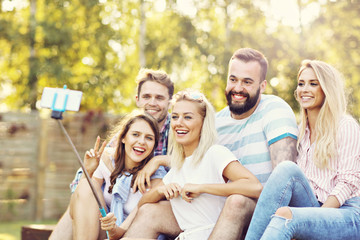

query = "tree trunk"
28;0;38;110
139;0;146;68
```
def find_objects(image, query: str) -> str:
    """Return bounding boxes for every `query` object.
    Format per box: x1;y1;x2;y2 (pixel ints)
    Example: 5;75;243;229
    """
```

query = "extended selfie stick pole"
50;86;109;238
55;119;107;214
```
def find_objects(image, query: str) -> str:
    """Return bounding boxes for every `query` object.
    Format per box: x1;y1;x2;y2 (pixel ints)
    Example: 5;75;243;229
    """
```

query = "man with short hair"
135;69;173;157
123;48;298;239
49;68;174;240
210;48;298;239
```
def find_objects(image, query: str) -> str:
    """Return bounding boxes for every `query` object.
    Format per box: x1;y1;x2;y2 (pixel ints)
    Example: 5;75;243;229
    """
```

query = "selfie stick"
50;85;109;238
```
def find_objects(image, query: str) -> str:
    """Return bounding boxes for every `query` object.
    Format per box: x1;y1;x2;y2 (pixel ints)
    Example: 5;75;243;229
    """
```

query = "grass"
0;220;57;240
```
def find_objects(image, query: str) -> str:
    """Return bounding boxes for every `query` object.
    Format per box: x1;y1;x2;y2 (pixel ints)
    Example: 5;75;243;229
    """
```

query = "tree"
1;0;359;119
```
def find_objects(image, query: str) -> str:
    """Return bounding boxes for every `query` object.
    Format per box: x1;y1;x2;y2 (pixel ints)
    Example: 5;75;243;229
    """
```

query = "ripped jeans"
245;161;360;240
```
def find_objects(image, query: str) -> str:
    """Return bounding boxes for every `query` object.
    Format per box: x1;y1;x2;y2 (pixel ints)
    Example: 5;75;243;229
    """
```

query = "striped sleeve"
330;117;360;205
262;96;298;145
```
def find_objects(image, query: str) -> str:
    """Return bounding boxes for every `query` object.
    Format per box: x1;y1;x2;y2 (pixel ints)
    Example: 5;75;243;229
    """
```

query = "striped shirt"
216;94;298;185
297;115;360;206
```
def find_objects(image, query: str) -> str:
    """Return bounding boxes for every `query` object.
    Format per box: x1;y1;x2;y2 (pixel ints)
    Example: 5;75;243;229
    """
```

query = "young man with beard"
121;48;298;240
210;48;298;239
49;68;174;240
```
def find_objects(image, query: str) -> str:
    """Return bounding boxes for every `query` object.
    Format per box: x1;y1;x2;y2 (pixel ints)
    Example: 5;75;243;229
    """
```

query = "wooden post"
35;117;48;221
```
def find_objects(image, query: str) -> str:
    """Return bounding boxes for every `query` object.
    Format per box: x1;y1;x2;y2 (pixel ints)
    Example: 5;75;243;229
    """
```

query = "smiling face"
171;100;203;157
296;67;325;114
136;81;170;128
122;119;156;170
225;59;266;119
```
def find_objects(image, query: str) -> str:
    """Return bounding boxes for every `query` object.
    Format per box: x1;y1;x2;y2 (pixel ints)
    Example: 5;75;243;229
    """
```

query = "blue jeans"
245;161;360;240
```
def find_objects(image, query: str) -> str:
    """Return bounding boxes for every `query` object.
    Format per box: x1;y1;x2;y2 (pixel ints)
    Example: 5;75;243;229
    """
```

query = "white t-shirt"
123;191;142;216
93;159;113;208
93;157;143;215
163;145;237;240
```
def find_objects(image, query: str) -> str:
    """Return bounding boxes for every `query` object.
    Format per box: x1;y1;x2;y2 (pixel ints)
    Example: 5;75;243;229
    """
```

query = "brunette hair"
231;48;268;81
108;110;159;193
136;68;174;99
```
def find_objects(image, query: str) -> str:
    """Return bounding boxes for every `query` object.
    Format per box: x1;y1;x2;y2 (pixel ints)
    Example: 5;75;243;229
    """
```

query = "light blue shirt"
216;94;298;184
111;167;166;226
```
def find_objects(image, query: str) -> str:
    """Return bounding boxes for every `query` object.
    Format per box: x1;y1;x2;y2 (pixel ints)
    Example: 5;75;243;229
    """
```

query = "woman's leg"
124;201;181;238
69;178;106;240
261;197;360;240
48;206;73;240
245;161;320;240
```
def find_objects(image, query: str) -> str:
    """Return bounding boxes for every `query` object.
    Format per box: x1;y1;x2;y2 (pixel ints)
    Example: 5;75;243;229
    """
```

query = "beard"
226;88;260;116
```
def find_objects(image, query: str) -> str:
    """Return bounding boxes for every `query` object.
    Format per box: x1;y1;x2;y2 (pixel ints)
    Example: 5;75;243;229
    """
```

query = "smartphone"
40;87;83;112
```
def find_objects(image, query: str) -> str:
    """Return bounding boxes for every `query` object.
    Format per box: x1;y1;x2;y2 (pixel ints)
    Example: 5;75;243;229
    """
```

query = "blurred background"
0;0;359;238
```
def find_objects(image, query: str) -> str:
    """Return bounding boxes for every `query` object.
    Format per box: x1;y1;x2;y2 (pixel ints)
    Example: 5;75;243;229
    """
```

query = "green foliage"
304;1;360;118
0;0;359;120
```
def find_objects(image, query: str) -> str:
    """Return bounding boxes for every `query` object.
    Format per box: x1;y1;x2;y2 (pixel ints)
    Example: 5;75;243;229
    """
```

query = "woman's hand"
84;136;107;177
100;212;126;240
181;183;202;203
158;183;182;200
100;212;117;232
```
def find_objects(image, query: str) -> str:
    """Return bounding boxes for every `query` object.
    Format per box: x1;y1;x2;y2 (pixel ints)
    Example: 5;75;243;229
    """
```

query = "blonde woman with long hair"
137;89;262;240
245;60;360;240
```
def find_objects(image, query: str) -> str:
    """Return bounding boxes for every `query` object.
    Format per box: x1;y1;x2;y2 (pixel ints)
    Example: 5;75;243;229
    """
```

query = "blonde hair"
168;89;217;169
296;60;347;169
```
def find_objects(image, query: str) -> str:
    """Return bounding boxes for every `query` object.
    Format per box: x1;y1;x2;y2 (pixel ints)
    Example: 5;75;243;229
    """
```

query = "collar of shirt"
154;114;171;156
160;114;171;135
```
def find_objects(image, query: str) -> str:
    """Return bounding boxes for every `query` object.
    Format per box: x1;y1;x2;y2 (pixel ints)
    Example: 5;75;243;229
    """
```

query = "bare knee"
221;194;256;221
126;201;180;238
137;201;177;226
72;180;102;203
137;202;159;219
209;195;256;240
225;195;255;211
275;207;292;219
70;180;102;219
128;202;168;229
75;180;101;199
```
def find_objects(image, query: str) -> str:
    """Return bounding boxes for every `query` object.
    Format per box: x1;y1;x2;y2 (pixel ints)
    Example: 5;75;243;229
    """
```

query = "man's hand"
133;155;170;193
133;159;159;193
84;136;107;177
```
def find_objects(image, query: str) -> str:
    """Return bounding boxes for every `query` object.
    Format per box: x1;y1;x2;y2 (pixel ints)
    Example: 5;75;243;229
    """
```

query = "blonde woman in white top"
138;90;262;240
